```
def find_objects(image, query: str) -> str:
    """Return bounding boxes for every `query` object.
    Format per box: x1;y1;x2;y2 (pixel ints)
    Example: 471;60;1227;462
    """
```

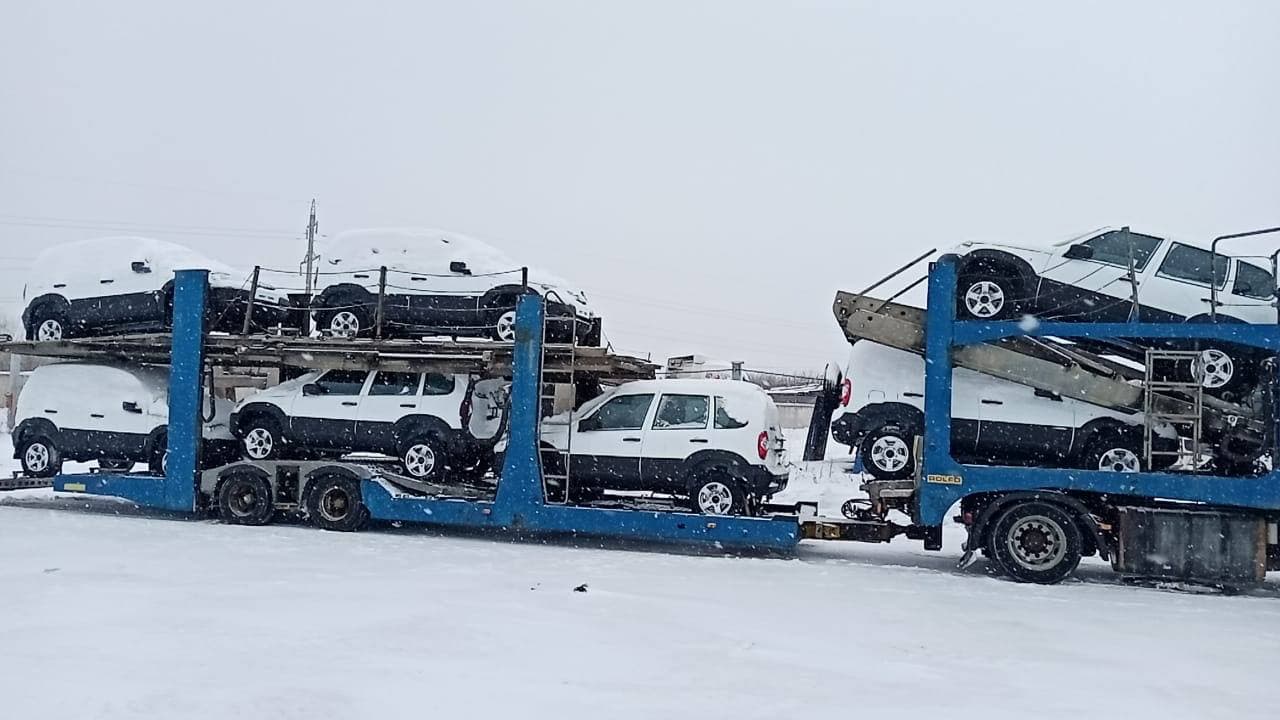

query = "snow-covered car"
308;228;601;345
229;369;501;480
12;362;239;477
830;342;1179;479
22;236;294;341
951;227;1277;395
498;379;789;515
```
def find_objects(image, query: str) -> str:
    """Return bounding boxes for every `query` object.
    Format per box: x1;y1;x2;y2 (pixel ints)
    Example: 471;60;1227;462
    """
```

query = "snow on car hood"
315;228;594;316
234;371;324;409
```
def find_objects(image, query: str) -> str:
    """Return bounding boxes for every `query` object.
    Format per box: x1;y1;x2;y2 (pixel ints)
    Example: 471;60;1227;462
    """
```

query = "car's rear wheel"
19;436;61;478
401;435;447;481
690;470;746;516
305;474;368;532
241;418;282;461
860;424;917;480
958;272;1017;320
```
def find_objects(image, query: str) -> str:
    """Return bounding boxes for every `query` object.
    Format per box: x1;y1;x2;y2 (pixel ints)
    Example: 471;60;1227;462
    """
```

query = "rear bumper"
742;465;788;497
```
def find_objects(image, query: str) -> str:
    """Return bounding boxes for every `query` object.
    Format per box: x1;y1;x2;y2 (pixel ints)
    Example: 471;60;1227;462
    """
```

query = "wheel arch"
1073;417;1139;459
392;414;454;452
966;490;1105;560
232;403;289;439
13;418;60;454
317;283;375;307
680;450;753;492
958;250;1037;291
852;402;925;439
480;283;536;309
23;293;72;337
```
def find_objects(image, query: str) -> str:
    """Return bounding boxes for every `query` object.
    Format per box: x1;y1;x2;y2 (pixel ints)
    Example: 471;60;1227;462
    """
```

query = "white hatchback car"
13;362;238;477
22;236;294;341
830;342;1179;479
500;379;789;515
951;227;1277;394
309;228;600;344
230;369;500;481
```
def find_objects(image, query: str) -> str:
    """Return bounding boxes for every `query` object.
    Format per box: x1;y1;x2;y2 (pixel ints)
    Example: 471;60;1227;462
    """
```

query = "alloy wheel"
24;443;50;473
495;311;517;341
869;435;910;473
696;481;735;515
1097;447;1140;473
404;443;437;478
963;281;1005;318
329;311;361;338
36;319;63;341
1191;349;1234;389
244;428;274;459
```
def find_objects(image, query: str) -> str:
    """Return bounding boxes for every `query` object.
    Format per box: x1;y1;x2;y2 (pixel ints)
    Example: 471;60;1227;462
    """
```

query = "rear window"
714;396;750;429
1233;262;1275;300
422;373;456;395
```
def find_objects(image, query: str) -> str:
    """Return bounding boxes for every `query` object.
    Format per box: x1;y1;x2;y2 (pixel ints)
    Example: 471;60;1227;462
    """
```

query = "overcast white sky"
2;1;1277;370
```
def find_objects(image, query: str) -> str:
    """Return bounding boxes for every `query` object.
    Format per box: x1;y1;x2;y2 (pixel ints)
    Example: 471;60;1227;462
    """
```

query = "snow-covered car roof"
316;228;592;310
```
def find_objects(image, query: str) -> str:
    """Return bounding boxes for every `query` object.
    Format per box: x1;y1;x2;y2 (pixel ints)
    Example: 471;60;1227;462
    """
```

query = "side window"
585;394;654;431
1081;230;1163;270
714;396;749;429
1158;243;1228;287
422;373;456;396
368;371;420;396
315;370;367;396
652;394;710;430
1233;262;1276;300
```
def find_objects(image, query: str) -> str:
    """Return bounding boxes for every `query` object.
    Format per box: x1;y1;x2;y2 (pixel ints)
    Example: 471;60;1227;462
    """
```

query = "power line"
0;213;300;240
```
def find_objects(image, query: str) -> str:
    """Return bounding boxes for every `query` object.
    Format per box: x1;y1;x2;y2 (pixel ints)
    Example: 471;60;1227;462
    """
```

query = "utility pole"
731;361;743;381
302;199;318;334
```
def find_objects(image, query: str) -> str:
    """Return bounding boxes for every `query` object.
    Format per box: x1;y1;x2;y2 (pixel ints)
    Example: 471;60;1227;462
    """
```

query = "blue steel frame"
53;269;208;511
54;276;800;552
916;254;1280;528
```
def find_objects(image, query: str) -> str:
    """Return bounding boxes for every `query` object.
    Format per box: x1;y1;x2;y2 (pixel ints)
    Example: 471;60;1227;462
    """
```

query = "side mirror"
1063;244;1094;260
121;401;143;414
131;261;152;274
302;383;323;396
449;261;472;276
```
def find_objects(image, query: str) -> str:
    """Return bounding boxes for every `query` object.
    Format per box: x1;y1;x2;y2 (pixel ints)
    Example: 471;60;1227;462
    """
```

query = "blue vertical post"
165;269;208;512
918;257;958;524
495;293;547;513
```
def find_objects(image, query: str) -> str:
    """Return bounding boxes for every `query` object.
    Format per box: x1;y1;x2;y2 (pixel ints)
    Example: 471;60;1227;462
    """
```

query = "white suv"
952;227;1277;394
13;362;238;477
830;342;1179;479
230;369;498;481
501;379;789;515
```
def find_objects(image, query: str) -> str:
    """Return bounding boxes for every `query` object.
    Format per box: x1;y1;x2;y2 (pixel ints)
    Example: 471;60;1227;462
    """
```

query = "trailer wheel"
305;474;368;532
987;501;1083;584
216;471;275;526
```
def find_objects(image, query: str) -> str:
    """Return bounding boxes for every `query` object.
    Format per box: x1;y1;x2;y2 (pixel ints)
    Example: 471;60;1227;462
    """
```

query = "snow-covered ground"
1;430;1277;720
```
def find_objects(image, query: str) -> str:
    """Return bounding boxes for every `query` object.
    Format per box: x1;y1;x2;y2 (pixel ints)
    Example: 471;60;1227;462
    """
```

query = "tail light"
757;431;769;460
840;378;852;407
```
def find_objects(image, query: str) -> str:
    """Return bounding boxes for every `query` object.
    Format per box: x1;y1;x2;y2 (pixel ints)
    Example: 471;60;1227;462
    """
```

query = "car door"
640;393;711;491
97;252;166;328
568;392;655;489
974;378;1075;465
288;370;370;451
1038;230;1166;321
1147;242;1230;320
355;371;424;453
404;263;483;331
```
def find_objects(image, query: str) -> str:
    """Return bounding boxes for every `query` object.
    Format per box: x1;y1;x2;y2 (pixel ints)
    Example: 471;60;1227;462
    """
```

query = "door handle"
90;413;105;419
622;437;641;442
980;399;1004;405
341;401;358;407
399;403;415;408
689;438;710;444
43;409;57;414
903;392;924;398
99;279;114;284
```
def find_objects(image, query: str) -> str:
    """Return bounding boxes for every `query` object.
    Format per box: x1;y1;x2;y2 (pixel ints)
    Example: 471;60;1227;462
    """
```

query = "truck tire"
305;474;369;532
986;501;1083;584
216;470;275;526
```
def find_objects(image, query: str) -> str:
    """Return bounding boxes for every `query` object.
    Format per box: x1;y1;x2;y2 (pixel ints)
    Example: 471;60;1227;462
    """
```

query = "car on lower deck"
22;236;294;341
951;227;1278;397
307;228;600;345
12;362;238;477
230;369;501;481
831;342;1179;480
498;379;789;515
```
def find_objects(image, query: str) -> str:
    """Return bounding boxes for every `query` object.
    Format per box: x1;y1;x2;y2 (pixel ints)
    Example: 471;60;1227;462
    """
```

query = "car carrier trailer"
3;259;1279;587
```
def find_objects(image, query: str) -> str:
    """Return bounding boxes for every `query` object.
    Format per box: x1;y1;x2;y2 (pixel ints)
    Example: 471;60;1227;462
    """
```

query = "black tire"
305;474;369;532
487;305;519;341
400;434;448;481
859;423;917;480
98;458;134;472
957;271;1018;320
240;416;283;461
986;501;1083;584
147;434;168;475
688;469;747;516
27;303;68;342
1082;434;1143;473
317;301;371;339
19;436;61;478
216;471;275;526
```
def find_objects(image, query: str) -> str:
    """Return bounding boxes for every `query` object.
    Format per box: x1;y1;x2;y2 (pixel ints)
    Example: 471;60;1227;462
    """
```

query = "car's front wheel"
859;424;917;480
28;305;68;342
19;436;61;478
241;418;282;461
